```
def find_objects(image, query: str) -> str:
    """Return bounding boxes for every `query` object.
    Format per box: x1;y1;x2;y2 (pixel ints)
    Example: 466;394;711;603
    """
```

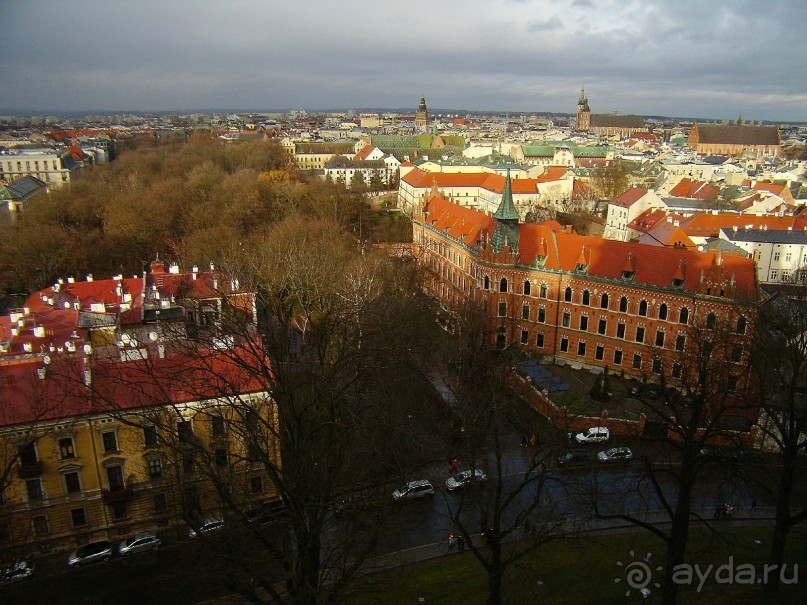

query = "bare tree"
750;288;807;593
438;299;564;605
593;310;757;605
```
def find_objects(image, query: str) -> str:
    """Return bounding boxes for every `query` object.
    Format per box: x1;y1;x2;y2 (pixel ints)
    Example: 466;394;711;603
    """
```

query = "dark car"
557;451;590;467
246;499;287;525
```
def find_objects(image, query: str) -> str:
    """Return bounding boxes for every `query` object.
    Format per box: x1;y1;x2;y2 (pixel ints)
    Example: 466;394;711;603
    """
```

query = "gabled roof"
610;187;649;208
0;176;46;200
669;178;718;200
694;123;780;146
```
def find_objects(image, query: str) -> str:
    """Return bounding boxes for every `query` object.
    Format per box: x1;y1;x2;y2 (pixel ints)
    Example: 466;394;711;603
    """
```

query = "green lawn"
339;527;807;605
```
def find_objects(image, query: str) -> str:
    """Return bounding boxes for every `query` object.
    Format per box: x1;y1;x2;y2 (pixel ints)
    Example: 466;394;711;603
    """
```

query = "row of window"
19;417;236;466
8;477;266;543
501;296;748;335
517;326;743;364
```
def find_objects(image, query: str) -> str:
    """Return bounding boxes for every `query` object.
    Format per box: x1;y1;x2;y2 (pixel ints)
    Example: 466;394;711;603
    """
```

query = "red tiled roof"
422;195;496;247
680;214;807;237
669;178;718;200
403;168;563;194
354;145;377;160
0;344;268;427
422;197;756;294
611;187;649;208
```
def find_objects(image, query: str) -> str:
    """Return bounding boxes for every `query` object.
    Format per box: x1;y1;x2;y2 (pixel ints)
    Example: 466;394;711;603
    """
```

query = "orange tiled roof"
404;168;561;194
422;197;756;293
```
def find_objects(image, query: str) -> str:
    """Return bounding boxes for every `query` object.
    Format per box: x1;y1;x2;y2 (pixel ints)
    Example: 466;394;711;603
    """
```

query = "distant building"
575;88;647;138
0;149;81;188
0;175;46;220
688;121;781;158
414;96;429;133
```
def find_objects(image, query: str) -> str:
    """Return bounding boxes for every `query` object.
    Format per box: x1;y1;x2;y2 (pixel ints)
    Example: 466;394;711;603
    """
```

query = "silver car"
67;540;112;568
118;533;162;556
446;469;487;491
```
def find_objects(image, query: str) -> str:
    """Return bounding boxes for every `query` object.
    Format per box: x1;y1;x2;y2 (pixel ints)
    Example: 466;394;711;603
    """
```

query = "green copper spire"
493;170;520;221
491;169;520;253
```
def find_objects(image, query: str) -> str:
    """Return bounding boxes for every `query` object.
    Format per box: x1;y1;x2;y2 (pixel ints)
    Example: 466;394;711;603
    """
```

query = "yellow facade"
0;393;278;556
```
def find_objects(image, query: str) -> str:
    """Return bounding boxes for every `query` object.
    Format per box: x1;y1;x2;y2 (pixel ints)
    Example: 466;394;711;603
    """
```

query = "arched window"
679;307;689;325
736;316;747;335
539;283;548;298
500;278;508;293
582;290;591;306
564;287;573;302
706;312;717;330
523;280;531;296
600;293;609;309
659;304;668;321
638;300;648;317
484;276;490;290
619;296;628;313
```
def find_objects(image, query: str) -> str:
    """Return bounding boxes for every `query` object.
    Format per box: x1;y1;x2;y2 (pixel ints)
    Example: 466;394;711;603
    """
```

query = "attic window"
671;277;685;288
574;262;588;274
621;269;636;280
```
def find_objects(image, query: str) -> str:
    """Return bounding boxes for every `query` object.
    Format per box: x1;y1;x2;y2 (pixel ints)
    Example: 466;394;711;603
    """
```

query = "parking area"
517;360;667;423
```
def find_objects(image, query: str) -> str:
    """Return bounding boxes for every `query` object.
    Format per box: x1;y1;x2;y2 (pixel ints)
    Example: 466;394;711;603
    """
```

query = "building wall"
0;151;79;188
0;394;277;555
412;207;753;386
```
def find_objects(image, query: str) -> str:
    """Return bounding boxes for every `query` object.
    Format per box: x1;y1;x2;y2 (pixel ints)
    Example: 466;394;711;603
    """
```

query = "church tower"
415;95;429;132
576;87;591;131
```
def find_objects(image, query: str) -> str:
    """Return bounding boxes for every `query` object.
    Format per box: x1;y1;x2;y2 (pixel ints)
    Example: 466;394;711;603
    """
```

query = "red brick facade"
413;192;758;388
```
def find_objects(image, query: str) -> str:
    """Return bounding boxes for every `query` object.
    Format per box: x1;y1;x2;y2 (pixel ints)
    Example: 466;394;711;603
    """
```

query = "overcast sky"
2;0;806;122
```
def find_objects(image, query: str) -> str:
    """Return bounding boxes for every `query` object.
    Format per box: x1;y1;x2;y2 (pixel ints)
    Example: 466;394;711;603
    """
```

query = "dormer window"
621;269;636;280
574;262;588;274
671;277;685;288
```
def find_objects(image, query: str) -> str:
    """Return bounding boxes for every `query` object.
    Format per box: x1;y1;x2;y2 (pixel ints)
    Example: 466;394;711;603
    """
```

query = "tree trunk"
661;483;693;605
487;537;504;605
765;456;795;594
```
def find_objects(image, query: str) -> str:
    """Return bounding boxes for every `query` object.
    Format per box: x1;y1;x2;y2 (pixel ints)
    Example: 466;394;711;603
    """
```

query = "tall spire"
493;170;520;221
491;170;520;254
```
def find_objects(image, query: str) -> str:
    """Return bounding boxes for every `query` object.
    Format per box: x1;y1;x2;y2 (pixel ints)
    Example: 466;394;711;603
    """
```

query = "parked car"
392;479;434;501
187;516;225;538
67;541;113;568
1;560;34;584
446;469;487;492
117;533;162;556
556;451;590;467
246;499;287;525
597;447;633;463
575;426;610;444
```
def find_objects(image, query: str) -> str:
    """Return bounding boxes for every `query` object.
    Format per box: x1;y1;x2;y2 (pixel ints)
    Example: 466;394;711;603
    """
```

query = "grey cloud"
528;16;564;33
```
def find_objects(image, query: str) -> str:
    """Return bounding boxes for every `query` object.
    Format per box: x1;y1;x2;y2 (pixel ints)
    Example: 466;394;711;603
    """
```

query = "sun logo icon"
614;550;662;597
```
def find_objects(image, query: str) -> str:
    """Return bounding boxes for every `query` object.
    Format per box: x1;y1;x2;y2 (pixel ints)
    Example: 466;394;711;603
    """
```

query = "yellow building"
0;265;279;558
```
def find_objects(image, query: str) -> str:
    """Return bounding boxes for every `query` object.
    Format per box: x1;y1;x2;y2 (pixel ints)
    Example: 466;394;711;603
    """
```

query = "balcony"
102;488;134;504
18;461;43;478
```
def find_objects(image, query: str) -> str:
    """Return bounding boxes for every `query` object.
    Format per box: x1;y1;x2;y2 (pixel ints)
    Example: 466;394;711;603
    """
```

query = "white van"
575;426;610;444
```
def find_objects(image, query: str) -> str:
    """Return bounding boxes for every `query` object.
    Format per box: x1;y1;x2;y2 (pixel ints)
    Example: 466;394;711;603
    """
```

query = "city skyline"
2;0;806;123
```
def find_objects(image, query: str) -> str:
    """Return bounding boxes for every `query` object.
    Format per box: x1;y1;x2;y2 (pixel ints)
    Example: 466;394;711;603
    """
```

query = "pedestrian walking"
447;532;457;551
457;534;465;552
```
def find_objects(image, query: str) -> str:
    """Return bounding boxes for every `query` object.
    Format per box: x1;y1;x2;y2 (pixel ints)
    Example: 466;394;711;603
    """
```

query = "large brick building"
413;172;758;388
688;121;781;158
